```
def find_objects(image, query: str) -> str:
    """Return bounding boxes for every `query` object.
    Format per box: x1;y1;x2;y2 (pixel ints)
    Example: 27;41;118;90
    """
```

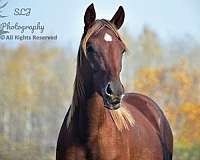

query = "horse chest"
87;121;130;160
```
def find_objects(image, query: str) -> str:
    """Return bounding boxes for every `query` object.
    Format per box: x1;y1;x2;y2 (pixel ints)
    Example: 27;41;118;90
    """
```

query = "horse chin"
103;94;125;110
103;101;121;110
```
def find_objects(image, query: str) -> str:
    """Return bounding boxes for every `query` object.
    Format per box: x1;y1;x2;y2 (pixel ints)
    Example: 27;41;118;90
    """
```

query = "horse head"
82;4;126;110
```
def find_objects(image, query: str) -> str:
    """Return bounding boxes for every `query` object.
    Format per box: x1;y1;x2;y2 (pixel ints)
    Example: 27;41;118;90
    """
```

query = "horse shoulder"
123;93;173;159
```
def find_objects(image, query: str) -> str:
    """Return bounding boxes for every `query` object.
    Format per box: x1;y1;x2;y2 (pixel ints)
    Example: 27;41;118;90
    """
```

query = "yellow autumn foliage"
173;72;192;88
134;67;163;92
133;56;200;159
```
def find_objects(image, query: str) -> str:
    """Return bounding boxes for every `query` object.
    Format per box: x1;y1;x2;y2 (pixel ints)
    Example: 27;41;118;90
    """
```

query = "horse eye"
87;44;94;53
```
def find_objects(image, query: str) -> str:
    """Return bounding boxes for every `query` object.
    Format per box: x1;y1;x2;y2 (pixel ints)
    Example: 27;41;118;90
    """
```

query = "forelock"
82;20;127;56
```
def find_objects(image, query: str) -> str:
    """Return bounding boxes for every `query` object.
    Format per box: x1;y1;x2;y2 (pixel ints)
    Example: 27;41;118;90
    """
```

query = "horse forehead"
104;33;112;42
95;27;118;42
90;30;121;50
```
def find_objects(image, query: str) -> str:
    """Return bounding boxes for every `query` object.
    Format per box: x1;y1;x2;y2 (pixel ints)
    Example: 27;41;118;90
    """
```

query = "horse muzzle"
103;80;124;110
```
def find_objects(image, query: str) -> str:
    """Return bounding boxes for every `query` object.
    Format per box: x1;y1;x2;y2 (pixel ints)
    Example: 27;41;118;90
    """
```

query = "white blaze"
104;33;112;42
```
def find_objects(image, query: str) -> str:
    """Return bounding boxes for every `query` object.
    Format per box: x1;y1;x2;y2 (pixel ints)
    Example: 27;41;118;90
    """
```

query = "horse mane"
67;19;134;131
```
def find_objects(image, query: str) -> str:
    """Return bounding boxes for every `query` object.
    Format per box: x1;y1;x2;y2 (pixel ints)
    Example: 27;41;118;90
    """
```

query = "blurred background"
0;0;200;159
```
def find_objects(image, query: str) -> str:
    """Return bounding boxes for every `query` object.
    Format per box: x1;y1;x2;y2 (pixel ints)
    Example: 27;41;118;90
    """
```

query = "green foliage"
174;144;200;160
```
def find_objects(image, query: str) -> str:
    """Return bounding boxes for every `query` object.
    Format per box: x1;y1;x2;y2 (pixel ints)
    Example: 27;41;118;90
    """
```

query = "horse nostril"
105;83;113;96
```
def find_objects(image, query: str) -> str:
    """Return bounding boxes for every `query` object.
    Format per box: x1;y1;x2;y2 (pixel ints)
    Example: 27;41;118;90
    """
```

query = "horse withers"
56;4;173;160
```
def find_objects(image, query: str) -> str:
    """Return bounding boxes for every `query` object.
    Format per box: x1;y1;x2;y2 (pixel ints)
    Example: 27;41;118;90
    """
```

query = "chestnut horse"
56;4;173;160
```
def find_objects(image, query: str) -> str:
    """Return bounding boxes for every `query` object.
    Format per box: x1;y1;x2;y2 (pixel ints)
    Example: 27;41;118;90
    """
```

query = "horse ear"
110;6;125;29
84;3;96;31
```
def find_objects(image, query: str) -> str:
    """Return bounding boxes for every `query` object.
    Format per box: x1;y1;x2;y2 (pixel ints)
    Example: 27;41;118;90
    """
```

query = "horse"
56;4;173;160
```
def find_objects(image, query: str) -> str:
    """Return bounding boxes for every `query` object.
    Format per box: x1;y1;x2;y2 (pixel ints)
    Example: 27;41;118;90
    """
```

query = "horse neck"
72;48;93;107
71;48;106;135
